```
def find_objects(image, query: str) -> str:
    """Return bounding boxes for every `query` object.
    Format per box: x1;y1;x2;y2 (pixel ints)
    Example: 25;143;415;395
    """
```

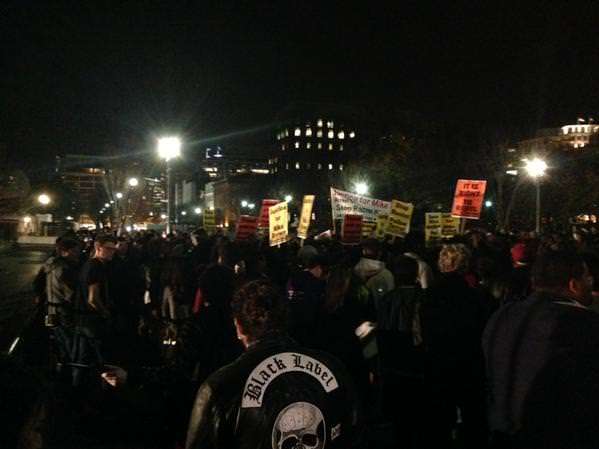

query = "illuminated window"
276;133;281;140
340;164;344;171
327;130;334;139
294;127;301;137
349;131;355;138
327;121;334;129
274;167;278;173
306;142;311;149
317;163;322;170
306;128;313;137
328;143;333;150
318;143;322;149
339;144;344;151
328;163;333;170
338;131;345;139
317;119;323;127
282;144;286;151
285;163;289;170
295;162;300;169
285;129;289;137
295;142;300;149
317;130;323;138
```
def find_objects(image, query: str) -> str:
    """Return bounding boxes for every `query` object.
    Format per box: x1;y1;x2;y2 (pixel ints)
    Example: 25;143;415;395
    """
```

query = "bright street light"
104;203;110;208
116;192;123;199
354;182;369;196
194;207;202;214
160;213;167;219
157;137;182;161
181;211;187;216
110;200;115;204
524;157;548;234
66;216;74;221
38;193;51;205
128;177;139;187
284;195;293;202
158;136;182;234
485;200;493;208
23;216;32;224
524;158;548;178
241;200;248;208
248;203;256;210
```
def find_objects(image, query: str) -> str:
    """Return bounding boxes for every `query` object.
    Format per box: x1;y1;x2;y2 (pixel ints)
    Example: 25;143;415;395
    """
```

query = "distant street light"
66;216;74;221
485;200;493;208
524;157;548;234
241;200;248;207
284;195;293;203
160;213;167;219
248;203;256;210
354;182;369;196
128;177;139;187
194;207;202;214
37;193;51;205
104;203;110;208
23;216;32;224
158;136;182;234
110;200;115;204
116;192;124;199
181;211;187;216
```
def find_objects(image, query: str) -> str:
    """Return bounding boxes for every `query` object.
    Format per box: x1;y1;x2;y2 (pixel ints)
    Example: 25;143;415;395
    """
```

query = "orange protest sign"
236;215;259;241
451;179;487;220
342;214;363;244
258;199;280;228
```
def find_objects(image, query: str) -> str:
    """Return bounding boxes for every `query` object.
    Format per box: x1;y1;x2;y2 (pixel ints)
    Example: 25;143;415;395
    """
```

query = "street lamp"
485;200;493;208
284;195;293;203
37;193;51;206
194;207;202;215
116;192;123;199
241;200;248;208
128;177;139;187
157;136;182;234
354;182;369;196
248;203;256;210
524;157;548;234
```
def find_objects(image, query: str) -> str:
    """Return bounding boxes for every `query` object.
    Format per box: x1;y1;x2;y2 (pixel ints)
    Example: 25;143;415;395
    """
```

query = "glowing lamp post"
353;182;369;196
158;137;182;234
128;177;139;187
37;193;51;206
524;157;547;234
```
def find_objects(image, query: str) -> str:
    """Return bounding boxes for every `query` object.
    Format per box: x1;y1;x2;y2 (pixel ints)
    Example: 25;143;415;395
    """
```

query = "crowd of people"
3;224;599;449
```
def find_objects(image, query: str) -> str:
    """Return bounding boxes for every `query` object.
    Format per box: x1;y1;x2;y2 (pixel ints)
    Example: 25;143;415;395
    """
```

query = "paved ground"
0;246;49;352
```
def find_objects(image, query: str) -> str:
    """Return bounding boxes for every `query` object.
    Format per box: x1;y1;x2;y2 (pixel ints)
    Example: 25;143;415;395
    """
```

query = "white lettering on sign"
241;352;339;408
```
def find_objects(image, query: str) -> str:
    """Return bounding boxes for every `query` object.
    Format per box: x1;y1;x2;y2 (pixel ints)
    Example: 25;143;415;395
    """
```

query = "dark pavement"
0;246;49;352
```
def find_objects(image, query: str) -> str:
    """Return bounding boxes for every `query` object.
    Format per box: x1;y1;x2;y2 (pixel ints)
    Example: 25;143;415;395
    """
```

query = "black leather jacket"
186;334;363;449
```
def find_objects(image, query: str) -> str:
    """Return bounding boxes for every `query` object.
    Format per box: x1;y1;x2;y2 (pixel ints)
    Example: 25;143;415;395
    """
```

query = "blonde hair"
438;243;471;273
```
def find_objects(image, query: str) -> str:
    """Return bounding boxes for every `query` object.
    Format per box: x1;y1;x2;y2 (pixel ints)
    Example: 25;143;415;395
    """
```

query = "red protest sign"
258;199;280;228
451;179;487;219
342;214;363;244
236;215;259;241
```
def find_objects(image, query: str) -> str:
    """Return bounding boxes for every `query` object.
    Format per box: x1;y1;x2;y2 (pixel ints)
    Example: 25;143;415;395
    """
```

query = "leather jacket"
186;334;363;449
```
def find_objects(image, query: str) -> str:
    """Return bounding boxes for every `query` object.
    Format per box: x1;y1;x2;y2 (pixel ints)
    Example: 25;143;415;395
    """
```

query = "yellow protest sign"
425;212;443;245
362;221;376;238
269;201;288;246
441;213;460;238
385;200;414;238
203;209;216;234
375;214;388;240
297;195;315;239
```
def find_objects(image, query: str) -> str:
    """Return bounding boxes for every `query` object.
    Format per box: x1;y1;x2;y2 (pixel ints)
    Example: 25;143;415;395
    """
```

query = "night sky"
3;1;598;172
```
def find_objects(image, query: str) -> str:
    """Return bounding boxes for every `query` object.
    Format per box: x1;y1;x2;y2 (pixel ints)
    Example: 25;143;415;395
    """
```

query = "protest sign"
297;195;315;239
425;212;443;244
258;199;280;228
342;214;363;244
385;200;414;238
374;214;388;240
203;209;216;233
451;179;487;219
235;215;259;241
269;201;289;246
361;221;376;238
441;213;461;238
330;187;390;222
